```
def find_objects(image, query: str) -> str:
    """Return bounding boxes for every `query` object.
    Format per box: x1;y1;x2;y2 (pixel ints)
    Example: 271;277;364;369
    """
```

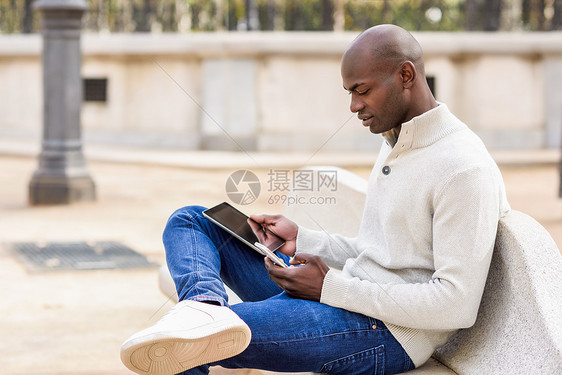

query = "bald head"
341;24;437;135
344;24;425;76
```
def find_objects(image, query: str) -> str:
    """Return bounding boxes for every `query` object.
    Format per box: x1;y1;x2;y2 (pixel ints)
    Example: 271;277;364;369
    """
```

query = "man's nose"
349;95;364;113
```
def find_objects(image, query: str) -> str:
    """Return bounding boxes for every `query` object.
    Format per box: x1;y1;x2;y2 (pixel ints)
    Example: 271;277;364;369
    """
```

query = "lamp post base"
29;175;96;205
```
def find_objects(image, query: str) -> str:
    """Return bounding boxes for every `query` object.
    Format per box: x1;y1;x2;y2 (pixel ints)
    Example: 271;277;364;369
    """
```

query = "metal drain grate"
10;241;158;272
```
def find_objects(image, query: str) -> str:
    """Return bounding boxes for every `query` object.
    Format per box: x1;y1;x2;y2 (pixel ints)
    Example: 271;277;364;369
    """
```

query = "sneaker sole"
121;325;251;375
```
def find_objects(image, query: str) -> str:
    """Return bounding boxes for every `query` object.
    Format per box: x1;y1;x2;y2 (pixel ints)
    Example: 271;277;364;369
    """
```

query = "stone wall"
0;31;561;151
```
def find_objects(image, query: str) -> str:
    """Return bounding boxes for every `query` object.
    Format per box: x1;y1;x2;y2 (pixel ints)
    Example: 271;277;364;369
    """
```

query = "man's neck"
381;125;401;147
383;97;439;147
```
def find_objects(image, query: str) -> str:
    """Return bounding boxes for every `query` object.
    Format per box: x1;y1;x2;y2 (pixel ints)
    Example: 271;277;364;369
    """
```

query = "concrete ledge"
1;32;562;57
435;211;562;374
0;138;559;169
283;166;368;236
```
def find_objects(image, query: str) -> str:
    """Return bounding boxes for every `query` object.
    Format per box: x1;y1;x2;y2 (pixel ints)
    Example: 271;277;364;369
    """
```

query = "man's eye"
357;90;368;95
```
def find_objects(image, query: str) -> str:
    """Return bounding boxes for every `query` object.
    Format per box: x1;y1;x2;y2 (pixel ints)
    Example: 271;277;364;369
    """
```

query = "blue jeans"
164;206;415;375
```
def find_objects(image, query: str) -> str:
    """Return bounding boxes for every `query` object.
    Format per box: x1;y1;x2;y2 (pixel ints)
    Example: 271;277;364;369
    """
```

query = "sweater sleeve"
296;227;360;269
320;166;504;330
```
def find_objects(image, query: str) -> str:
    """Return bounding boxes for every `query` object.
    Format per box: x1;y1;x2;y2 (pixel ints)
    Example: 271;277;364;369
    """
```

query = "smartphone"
203;202;288;266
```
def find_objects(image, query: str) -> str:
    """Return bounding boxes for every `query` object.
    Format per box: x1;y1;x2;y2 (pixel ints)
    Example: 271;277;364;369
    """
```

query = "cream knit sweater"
296;104;510;367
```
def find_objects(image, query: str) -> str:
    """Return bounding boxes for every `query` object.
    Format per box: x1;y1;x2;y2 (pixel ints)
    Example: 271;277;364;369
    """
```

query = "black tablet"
203;202;287;266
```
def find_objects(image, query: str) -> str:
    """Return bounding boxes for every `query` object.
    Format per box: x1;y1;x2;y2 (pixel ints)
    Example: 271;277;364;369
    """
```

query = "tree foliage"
0;0;560;34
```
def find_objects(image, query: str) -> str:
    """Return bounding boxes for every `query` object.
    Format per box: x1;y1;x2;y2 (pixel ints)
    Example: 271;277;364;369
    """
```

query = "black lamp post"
29;0;96;205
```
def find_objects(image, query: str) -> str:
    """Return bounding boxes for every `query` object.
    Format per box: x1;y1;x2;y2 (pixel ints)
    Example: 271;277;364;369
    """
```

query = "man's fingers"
264;257;290;290
264;256;274;270
264;257;287;275
248;219;267;243
265;254;327;301
249;214;265;224
291;253;311;264
250;214;279;225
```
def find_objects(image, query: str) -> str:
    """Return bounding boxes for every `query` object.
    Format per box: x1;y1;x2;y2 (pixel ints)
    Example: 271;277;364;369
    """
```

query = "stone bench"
159;166;562;374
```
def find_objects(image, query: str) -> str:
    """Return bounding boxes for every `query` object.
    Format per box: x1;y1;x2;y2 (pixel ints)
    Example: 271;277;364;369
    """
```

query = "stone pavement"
0;146;560;375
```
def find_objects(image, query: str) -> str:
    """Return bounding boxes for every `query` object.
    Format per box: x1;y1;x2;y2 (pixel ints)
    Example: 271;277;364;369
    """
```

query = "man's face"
341;51;407;134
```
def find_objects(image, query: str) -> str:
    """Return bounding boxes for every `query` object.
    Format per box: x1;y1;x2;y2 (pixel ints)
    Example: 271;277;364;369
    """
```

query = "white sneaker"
121;300;252;375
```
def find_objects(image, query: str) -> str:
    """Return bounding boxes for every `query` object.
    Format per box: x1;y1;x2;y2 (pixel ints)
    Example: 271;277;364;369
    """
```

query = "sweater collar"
396;103;466;150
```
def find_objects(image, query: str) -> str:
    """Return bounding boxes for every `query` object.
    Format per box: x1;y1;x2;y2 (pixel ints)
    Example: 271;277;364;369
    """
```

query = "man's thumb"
291;253;311;265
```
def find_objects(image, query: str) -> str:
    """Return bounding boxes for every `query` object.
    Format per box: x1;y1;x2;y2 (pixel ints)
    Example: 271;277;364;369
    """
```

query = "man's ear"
400;61;416;89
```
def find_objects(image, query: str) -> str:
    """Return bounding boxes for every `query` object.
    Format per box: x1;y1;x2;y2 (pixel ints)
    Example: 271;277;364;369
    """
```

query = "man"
121;24;510;375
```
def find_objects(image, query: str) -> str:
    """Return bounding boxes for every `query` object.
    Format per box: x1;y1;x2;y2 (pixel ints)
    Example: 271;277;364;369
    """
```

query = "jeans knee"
164;205;208;235
172;205;207;221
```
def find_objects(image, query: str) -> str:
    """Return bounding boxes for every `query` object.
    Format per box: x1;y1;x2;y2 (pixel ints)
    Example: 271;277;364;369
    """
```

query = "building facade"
0;31;561;151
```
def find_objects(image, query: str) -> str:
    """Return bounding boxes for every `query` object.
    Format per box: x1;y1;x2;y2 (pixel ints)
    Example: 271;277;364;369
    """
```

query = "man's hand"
250;214;298;257
265;253;330;301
